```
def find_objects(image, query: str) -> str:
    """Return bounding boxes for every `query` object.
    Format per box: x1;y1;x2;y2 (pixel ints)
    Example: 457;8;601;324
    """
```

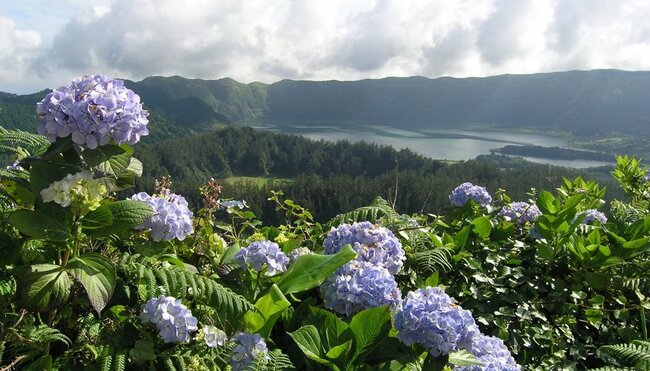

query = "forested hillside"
5;70;650;137
134;127;624;224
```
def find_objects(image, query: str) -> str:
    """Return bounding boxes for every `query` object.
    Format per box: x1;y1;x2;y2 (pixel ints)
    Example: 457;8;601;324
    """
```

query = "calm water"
247;122;613;168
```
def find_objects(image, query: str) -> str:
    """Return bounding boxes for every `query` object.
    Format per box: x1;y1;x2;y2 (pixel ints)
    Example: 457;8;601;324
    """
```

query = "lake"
245;122;614;168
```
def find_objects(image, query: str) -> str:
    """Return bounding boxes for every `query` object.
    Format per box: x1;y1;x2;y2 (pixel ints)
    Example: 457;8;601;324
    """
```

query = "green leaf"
537;190;557;215
471;216;492;239
424;271;439;287
87;200;153;236
29;161;80;193
288;325;340;371
585;308;604;326
277;245;357;294
350;306;392;363
24;355;53;371
9;206;72;241
66;254;116;313
95;146;132;176
82;145;127;167
306;307;353;352
129;340;156;364
244;284;291;337
623;237;649;249
81;205;114;230
326;341;353;364
453;226;471;249
20;264;72;310
537;244;554;261
448;349;483;366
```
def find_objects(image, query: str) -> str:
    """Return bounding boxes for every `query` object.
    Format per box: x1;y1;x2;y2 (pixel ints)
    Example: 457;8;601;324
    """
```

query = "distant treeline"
134;127;624;224
491;145;613;162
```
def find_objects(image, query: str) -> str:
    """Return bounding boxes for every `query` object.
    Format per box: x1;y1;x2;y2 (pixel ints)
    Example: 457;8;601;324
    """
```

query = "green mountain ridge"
3;69;650;137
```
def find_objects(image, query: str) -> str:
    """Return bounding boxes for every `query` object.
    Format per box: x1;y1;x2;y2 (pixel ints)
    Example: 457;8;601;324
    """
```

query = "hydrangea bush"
0;76;647;371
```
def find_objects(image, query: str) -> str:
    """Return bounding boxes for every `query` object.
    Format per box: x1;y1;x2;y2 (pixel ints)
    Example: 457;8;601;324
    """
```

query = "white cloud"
2;0;650;93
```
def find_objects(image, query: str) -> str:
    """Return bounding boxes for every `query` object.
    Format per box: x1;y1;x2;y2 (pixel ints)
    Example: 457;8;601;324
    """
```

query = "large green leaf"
82;144;127;167
20;264;72;310
307;307;353;351
81;205;114;230
66;254;116;313
94;144;133;176
29;160;80;194
277;245;357;294
244;284;291;337
86;200;152;236
471;216;492;239
8;205;71;241
536;190;557;215
349;306;392;363
288;325;340;370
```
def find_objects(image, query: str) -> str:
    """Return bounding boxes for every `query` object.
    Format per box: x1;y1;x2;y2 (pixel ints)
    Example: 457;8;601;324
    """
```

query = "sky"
2;0;650;94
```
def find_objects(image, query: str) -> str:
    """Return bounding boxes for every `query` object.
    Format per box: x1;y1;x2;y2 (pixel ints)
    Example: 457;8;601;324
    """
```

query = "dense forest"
133;127;624;224
491;145;613;161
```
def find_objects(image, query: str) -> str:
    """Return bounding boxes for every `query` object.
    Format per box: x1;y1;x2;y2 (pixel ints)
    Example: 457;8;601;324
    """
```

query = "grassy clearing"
223;176;293;188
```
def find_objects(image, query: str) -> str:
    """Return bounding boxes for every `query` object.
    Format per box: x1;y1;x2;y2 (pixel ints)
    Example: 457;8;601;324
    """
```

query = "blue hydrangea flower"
321;261;402;316
230;332;270;371
131;192;194;241
324;221;405;275
140;296;198;344
529;224;543;240
235;240;290;276
449;182;492;207
202;325;227;348
37;75;149;149
454;334;520;371
288;247;313;263
393;287;480;357
499;202;541;225
576;209;608;224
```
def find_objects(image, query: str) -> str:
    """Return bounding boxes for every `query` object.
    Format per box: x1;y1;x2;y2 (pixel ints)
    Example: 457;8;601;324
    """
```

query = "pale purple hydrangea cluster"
455;334;521;371
235;240;290;276
131;192;194;241
499;202;541;225
321;222;405;316
321;261;402;316
37;75;149;149
230;332;270;371
323;221;405;274
393;287;480;357
140;296;198;344
288;247;313;263
449;182;492;207
576;209;608;224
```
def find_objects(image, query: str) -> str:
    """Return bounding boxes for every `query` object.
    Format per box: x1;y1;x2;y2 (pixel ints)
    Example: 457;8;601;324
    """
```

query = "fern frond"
29;325;71;348
597;341;650;368
327;197;399;227
266;348;296;370
0;126;50;157
120;254;256;329
112;349;127;371
409;248;454;273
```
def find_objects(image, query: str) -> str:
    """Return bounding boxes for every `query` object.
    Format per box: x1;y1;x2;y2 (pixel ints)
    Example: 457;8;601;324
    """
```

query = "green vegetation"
491;145;613;162
1;124;649;370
